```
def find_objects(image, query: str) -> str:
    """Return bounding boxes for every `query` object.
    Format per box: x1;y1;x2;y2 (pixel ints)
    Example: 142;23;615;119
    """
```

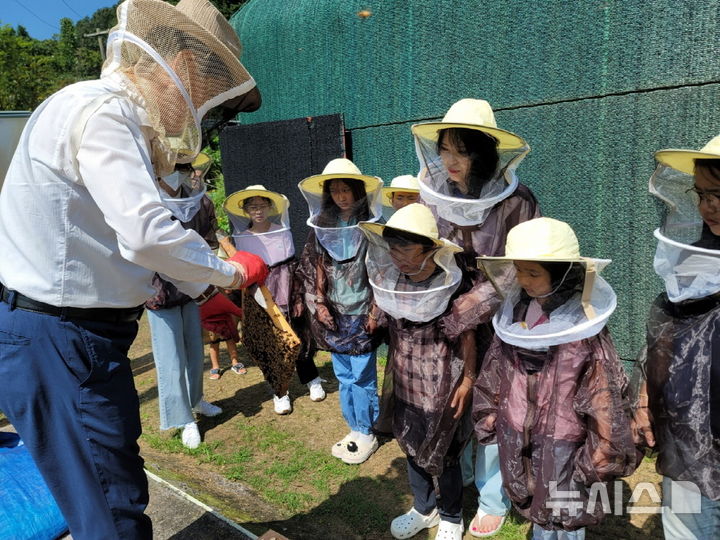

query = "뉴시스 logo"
545;480;702;516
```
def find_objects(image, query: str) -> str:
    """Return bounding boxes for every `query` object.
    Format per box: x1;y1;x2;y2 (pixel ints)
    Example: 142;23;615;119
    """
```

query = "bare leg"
208;342;221;379
228;340;247;374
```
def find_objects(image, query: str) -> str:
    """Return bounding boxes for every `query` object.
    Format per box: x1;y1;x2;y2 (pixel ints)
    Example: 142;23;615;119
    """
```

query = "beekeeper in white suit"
0;1;267;538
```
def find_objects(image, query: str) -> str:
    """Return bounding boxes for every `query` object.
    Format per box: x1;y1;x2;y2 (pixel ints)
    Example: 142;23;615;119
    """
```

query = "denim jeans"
532;524;585;539
662;475;720;539
0;301;152;539
466;442;511;516
147;302;204;430
331;350;379;435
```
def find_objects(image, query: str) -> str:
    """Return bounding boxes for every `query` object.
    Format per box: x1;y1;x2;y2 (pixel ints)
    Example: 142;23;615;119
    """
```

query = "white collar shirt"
0;76;235;308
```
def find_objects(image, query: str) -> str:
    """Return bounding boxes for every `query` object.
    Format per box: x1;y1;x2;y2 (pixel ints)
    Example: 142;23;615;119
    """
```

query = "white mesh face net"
158;165;206;222
103;0;256;174
649;162;720;302
299;176;382;262
479;258;615;350
414;127;529;226
361;227;462;322
225;195;295;266
650;164;707;244
653;230;720;303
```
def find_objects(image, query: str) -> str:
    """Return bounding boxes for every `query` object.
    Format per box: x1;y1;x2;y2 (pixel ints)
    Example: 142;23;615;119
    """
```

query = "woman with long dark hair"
412;98;541;537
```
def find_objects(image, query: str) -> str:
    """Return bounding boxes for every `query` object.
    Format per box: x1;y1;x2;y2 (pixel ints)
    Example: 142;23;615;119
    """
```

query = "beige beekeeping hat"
478;217;609;319
224;185;288;218
381;175;420;205
120;0;253;85
360;203;461;251
104;0;257;172
655;135;720;176
411;98;526;150
298;158;382;195
480;218;585;263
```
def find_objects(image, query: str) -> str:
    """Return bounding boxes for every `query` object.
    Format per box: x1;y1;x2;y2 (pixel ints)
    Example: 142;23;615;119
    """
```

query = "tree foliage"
0;25;64;109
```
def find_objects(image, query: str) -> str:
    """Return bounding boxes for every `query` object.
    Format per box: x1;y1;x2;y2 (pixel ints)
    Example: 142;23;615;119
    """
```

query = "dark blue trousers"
407;455;463;523
0;301;152;539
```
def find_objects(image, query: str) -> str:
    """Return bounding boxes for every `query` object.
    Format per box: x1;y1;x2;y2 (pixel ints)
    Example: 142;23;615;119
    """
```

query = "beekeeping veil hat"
299;158;383;262
191;152;212;180
224;185;295;266
411;99;530;226
478;218;616;349
102;0;258;176
650;135;720;302
381;174;420;206
360;204;462;322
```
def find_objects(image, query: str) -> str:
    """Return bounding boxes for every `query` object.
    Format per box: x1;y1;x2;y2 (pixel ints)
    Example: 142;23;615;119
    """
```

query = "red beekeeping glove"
228;251;269;288
199;291;243;321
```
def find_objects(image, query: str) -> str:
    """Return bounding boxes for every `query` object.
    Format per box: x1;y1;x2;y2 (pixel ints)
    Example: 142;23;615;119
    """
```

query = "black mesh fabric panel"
219;114;347;254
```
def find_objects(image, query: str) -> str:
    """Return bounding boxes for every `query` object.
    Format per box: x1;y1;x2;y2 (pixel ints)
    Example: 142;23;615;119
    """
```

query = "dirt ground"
130;316;665;540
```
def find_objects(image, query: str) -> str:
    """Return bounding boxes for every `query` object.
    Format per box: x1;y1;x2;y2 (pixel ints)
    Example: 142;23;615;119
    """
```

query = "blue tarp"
0;432;67;540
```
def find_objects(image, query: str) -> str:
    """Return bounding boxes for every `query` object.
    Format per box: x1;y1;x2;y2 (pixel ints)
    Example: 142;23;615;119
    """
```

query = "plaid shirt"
384;269;474;474
389;270;462;410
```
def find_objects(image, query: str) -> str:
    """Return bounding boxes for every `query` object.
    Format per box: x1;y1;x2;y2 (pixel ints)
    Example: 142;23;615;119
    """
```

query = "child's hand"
292;302;304;319
450;379;473;419
365;313;378;334
631;405;656;448
315;303;336;331
480;413;496;433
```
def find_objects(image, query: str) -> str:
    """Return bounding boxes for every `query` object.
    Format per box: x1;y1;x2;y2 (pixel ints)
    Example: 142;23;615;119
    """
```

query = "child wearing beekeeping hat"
296;158;384;465
381;174;421;220
474;217;638;539
359;203;474;539
225;184;323;415
632;136;720;539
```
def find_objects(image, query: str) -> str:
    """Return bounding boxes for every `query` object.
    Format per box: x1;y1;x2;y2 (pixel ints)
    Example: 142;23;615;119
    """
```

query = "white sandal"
469;507;506;537
390;507;440;539
435;519;464;540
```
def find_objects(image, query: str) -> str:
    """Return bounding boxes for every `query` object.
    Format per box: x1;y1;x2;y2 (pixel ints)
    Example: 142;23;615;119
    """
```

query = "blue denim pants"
462;441;511;516
147;303;204;430
532;524;585;539
0;300;151;539
331;350;379;435
662;476;720;539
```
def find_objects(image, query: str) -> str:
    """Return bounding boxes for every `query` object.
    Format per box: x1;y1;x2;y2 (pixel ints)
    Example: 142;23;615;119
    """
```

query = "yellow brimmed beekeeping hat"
360;203;461;252
298;158;381;195
224;184;288;218
655;135;720;176
411;98;527;150
381;175;420;205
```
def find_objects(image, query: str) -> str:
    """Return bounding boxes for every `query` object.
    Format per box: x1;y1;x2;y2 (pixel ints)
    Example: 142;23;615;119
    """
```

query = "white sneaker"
273;393;292;415
181;422;201;449
390;507;440;539
341;433;378;465
307;377;326;402
192;399;222;417
434;519;463;540
331;432;354;458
